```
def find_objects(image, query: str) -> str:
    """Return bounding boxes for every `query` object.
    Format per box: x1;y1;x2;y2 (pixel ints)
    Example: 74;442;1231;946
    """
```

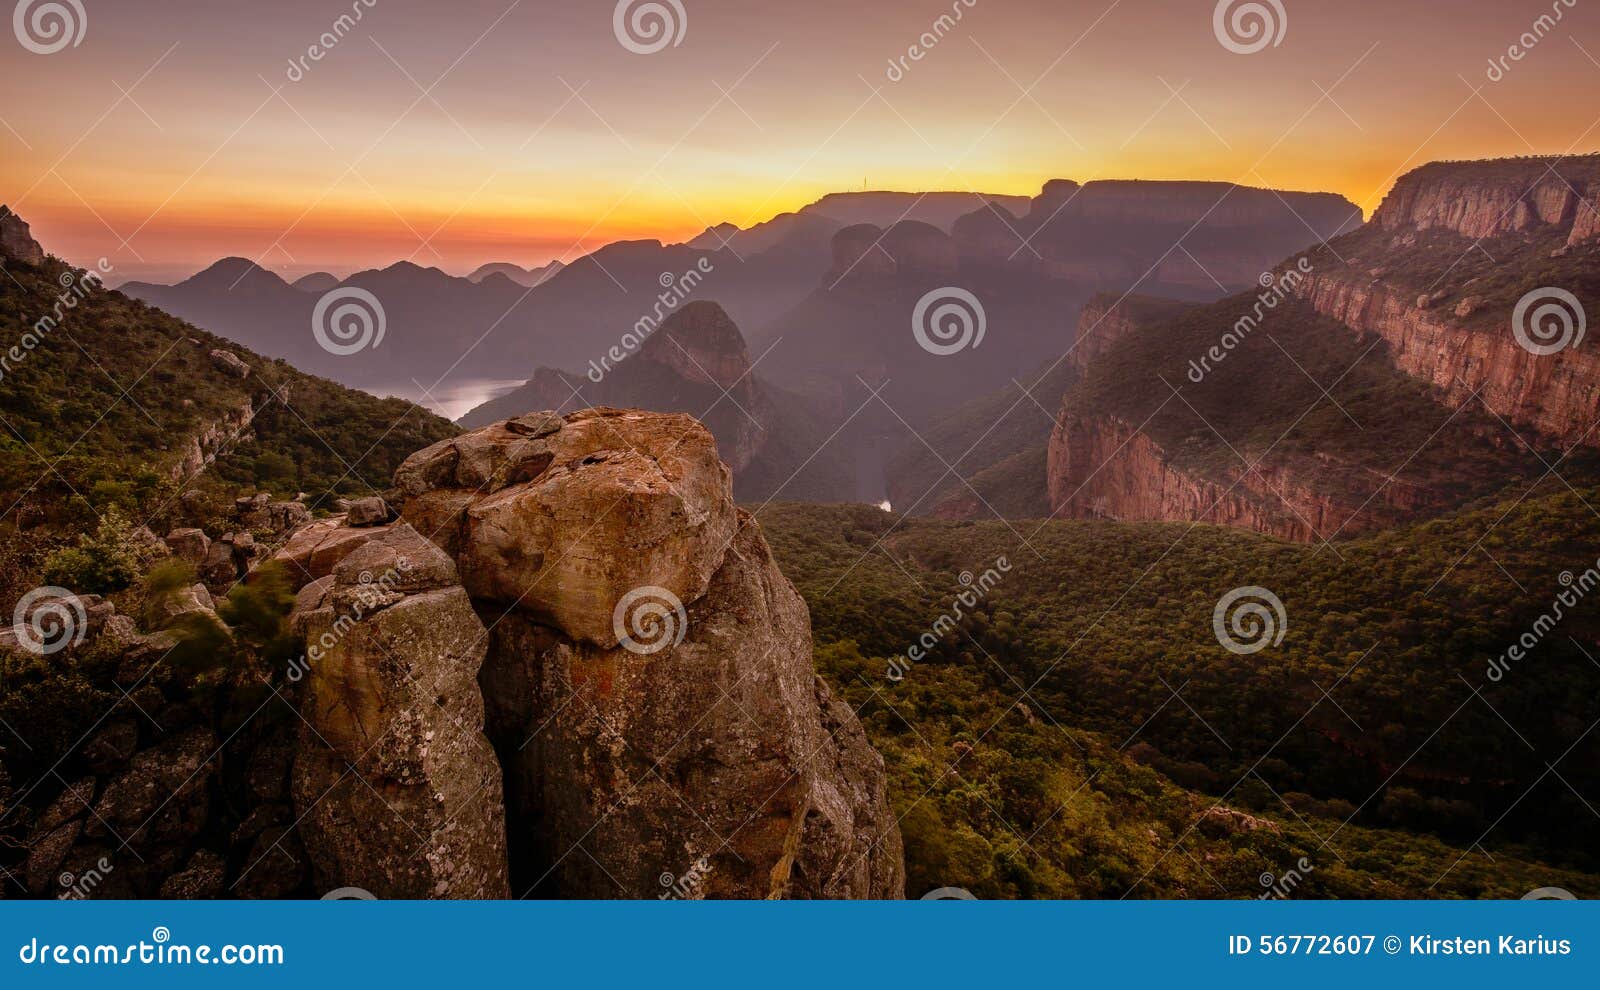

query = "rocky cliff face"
1067;294;1194;376
1045;413;1440;542
1296;155;1600;450
1372;158;1600;246
0;206;45;265
289;524;510;899
1301;273;1600;449
277;409;903;898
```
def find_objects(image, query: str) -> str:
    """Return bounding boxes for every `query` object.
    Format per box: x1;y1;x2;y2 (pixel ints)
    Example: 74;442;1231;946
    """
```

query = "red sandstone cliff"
1301;273;1600;449
1046;413;1442;542
1373;157;1600;246
1301;155;1600;449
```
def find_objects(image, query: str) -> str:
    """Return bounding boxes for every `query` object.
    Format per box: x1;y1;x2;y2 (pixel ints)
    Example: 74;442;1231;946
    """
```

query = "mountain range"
118;180;1360;432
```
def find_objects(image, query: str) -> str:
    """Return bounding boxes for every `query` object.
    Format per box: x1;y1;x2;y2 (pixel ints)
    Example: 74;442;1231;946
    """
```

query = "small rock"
200;541;238;588
158;850;226;900
210;349;251;379
148;583;216;628
82;722;139;773
266;501;311;534
36;777;96;833
25;821;82;894
505;411;565;439
346;496;392;528
1455;295;1485;318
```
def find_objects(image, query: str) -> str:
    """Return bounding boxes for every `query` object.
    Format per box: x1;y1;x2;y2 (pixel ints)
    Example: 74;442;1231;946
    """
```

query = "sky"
2;0;1599;282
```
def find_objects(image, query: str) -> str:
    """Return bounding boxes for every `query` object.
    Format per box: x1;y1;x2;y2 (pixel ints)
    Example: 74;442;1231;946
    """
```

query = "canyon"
1043;157;1597;542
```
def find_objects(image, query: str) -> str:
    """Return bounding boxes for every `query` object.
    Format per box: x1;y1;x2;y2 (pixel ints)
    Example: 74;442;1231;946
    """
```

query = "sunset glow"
3;0;1598;282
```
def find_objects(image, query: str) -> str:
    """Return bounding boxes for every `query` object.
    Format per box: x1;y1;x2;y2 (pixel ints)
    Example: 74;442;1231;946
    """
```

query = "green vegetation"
1316;225;1600;336
760;494;1600;895
0;254;456;529
1066;293;1553;515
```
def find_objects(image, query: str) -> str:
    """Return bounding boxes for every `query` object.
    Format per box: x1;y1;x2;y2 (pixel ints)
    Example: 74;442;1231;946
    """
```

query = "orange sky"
3;0;1598;282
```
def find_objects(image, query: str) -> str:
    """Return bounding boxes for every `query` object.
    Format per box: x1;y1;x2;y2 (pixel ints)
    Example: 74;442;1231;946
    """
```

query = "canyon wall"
1302;273;1600;449
1045;413;1436;542
1372;158;1600;246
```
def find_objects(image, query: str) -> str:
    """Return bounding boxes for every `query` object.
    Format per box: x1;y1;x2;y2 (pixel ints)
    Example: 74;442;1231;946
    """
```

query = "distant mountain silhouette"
800;190;1033;231
466;261;564;287
459;301;853;502
291;272;341;293
120;179;1361;451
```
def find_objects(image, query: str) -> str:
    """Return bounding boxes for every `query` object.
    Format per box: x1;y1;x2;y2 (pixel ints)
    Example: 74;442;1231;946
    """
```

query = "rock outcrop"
1372;157;1600;246
389;408;901;898
171;398;256;482
288;524;511;899
270;409;903;899
0;206;45;265
455;302;856;501
827;221;959;282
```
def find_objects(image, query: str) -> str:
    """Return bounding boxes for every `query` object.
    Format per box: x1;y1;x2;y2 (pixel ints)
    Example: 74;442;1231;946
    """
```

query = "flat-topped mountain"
1372;155;1600;243
955;179;1362;292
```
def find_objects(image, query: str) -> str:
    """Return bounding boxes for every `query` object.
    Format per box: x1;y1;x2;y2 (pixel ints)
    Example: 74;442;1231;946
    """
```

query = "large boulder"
397;408;738;649
289;524;509;899
392;409;903;899
484;518;903;898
